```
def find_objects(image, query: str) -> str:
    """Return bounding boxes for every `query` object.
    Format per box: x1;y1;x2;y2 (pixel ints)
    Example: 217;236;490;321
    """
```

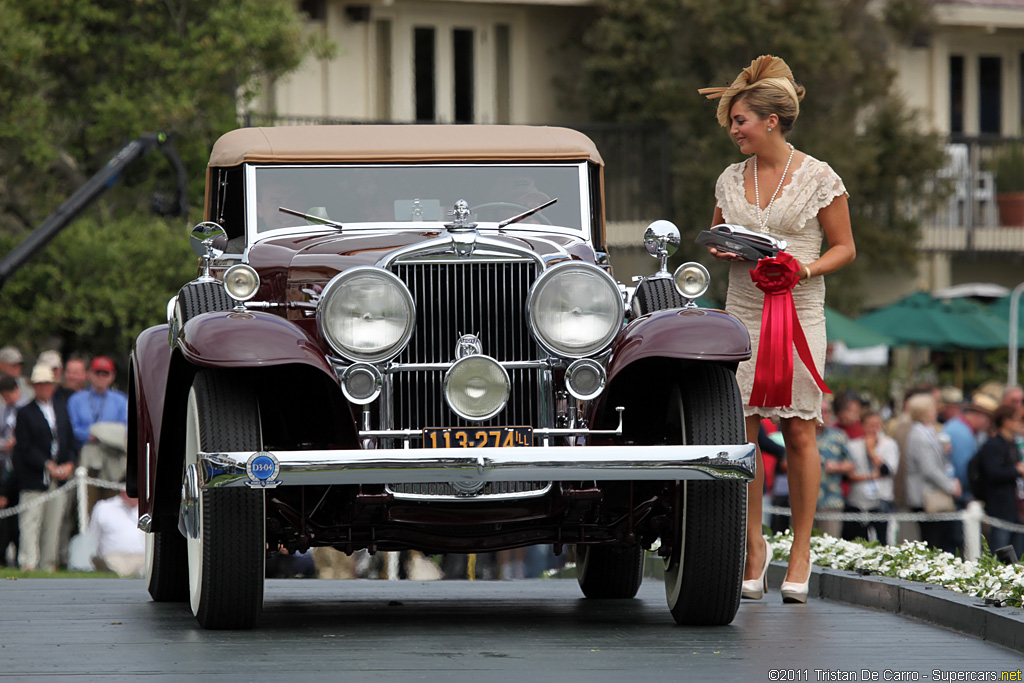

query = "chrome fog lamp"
318;267;415;362
444;355;510;421
673;262;710;302
565;358;606;401
527;262;623;358
341;363;382;404
223;264;260;302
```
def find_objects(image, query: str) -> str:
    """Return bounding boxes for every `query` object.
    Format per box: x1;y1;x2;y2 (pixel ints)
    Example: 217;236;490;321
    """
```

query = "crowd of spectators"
0;345;137;574
764;382;1024;558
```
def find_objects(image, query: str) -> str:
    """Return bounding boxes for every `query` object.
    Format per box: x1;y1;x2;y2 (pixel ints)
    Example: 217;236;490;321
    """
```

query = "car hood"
247;227;600;288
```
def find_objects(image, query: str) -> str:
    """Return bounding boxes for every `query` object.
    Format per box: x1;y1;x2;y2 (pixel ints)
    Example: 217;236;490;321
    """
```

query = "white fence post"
962;501;984;561
76;466;89;536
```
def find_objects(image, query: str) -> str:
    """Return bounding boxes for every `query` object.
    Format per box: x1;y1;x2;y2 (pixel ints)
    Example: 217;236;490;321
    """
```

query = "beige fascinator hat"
698;55;805;128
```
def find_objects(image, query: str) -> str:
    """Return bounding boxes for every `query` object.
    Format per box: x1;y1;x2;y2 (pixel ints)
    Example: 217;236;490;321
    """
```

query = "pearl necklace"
753;144;795;234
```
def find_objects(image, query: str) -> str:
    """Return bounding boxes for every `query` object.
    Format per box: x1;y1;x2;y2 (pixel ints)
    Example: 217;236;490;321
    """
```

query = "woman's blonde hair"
906;393;937;423
698;55;806;132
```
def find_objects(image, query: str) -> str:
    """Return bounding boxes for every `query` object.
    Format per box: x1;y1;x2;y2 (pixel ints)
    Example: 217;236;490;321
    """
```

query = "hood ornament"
455;333;483;359
446;199;478;257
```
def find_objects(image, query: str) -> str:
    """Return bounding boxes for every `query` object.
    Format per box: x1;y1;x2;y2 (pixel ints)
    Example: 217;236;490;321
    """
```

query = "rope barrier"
0;469;124;520
764;503;1024;534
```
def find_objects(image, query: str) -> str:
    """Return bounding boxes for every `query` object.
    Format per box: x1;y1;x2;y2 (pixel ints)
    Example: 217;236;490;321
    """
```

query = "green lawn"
1;567;120;579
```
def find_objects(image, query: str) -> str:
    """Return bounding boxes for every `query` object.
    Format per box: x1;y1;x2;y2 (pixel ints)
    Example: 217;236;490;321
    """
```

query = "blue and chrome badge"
245;452;282;488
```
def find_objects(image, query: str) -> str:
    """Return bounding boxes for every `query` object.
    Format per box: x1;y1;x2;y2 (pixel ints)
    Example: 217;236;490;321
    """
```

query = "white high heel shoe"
780;569;810;604
740;538;771;600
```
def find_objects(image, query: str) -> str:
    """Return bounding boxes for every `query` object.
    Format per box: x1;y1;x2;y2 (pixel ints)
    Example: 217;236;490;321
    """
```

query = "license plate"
423;427;533;448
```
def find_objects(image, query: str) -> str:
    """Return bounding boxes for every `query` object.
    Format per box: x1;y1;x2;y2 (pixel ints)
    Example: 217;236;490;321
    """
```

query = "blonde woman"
903;393;961;553
699;56;856;603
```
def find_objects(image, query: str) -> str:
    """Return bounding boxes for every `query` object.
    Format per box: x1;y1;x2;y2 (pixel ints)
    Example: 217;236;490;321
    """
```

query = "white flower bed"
768;530;1024;607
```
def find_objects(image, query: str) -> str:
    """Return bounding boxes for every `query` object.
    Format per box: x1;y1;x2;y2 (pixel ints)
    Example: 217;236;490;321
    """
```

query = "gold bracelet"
797;265;811;286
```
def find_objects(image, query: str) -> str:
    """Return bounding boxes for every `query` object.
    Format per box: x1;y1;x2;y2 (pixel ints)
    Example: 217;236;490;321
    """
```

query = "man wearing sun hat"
944;390;997;504
14;363;76;571
0;346;33;404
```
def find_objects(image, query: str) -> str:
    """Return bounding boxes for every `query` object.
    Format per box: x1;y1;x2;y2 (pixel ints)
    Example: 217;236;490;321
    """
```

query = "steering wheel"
469;201;552;226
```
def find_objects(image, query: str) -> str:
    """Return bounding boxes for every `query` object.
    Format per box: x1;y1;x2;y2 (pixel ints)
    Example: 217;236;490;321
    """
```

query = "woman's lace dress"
714;156;847;422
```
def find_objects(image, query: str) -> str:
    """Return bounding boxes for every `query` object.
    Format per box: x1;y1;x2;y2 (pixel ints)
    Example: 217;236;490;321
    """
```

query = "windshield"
246;163;589;238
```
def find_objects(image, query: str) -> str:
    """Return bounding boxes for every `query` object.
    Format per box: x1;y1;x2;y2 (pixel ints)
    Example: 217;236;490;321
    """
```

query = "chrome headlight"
527;262;622;358
318;267;415;362
673;262;710;302
223;264;260;302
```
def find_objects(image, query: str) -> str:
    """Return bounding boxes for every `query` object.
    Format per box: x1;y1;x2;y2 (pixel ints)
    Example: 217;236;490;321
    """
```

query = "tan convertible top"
208;125;603;167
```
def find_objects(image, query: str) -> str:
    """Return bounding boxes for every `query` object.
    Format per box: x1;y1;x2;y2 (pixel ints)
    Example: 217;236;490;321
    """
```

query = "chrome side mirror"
189;221;228;283
642;220;680;278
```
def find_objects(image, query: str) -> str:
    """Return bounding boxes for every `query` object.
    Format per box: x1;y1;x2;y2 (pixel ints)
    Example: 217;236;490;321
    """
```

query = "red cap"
90;356;115;373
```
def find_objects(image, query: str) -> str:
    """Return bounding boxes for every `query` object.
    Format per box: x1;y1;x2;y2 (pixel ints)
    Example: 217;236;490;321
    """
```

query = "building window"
950;55;964;134
414;27;436;122
376;20;392;121
979;56;1002;135
300;0;326;21
495;24;511;124
453;29;475;123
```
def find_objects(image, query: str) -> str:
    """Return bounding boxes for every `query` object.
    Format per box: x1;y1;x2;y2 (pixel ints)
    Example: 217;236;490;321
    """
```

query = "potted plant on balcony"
993;142;1024;227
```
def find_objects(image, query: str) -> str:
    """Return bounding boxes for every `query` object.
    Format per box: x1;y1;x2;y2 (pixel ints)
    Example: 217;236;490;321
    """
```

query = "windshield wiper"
279;206;344;230
497;198;557;229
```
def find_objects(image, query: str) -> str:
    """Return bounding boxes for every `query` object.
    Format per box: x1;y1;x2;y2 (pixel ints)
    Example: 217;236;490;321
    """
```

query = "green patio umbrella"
824;306;893;349
989;294;1024;339
858;292;1009;350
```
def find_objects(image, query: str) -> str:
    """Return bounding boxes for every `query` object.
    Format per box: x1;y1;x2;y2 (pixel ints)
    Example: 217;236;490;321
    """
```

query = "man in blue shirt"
942;393;996;504
67;356;128;450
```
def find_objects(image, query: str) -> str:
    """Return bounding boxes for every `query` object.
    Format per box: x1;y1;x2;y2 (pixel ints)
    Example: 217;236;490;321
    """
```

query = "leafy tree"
0;0;327;362
576;0;945;312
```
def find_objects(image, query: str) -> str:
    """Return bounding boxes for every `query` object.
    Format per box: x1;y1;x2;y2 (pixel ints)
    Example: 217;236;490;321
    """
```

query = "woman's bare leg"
779;416;820;583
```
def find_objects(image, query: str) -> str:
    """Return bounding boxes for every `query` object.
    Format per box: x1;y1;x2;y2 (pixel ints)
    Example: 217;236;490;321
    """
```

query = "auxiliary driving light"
565;358;606;401
341;363;383;404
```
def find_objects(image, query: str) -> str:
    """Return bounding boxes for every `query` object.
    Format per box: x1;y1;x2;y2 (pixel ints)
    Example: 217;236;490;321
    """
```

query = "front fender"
128;324;172;509
607;308;750;383
177;310;334;375
588;308;750;431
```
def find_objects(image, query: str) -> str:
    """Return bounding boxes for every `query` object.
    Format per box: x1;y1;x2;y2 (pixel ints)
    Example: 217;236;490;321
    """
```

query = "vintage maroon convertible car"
128;125;753;629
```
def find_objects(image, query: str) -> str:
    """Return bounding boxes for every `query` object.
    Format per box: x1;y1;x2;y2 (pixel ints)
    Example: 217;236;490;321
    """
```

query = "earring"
767;127;773;132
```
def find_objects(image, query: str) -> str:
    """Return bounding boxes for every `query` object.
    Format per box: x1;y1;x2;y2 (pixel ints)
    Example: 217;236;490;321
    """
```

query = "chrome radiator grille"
390;259;543;430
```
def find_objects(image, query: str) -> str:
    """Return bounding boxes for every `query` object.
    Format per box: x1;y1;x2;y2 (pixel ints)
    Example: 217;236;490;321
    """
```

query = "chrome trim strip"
194;443;755;488
385;481;553;502
387;360;550;373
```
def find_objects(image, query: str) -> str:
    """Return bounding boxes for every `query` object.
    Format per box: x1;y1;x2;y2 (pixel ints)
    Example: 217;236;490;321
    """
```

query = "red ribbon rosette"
747;252;830;408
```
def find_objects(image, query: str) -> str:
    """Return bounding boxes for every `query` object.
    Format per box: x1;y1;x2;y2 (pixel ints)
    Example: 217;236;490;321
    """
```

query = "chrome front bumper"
194;443;756;489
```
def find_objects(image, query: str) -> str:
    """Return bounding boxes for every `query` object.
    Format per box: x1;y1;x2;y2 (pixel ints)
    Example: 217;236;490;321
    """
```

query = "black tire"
145;529;188;602
178;281;234;323
576;543;645;599
663;363;747;626
185;370;265;630
631;277;685;317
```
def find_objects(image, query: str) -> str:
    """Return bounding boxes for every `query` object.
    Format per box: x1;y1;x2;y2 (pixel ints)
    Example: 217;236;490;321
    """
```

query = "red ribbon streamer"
748;252;830;408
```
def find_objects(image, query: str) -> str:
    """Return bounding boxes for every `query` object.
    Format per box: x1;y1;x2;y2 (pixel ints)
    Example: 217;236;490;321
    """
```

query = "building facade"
252;0;1024;306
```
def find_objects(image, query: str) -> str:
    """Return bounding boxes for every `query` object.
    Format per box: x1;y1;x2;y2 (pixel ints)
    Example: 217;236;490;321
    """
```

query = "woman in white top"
844;411;899;542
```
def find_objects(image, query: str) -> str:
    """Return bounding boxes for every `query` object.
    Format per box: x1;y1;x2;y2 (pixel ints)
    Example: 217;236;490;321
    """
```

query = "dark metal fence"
237;114;672;222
